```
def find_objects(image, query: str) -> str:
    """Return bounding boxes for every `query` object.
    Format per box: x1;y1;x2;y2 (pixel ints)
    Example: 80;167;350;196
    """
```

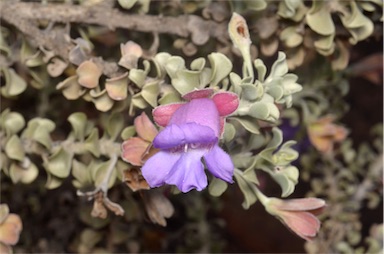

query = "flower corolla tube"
142;89;239;192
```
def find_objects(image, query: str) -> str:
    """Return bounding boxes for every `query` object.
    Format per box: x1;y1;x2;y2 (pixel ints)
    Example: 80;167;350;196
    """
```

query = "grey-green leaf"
5;135;25;161
208;178;228;197
208;53;233;87
234;169;258;209
45;147;73;178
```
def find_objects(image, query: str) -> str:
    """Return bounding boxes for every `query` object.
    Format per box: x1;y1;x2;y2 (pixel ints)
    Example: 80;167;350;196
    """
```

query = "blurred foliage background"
0;0;383;253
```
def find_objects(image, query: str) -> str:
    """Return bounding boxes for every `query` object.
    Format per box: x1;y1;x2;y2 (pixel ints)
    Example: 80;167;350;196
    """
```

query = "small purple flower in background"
142;88;239;193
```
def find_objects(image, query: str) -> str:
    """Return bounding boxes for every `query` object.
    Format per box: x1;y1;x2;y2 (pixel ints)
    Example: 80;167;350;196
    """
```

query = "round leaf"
208;53;233;87
208;178;228;197
1;110;25;136
45;147;73;178
5;135;25;161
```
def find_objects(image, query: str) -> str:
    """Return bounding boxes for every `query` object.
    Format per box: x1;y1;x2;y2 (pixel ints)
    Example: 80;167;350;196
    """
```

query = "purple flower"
142;89;239;192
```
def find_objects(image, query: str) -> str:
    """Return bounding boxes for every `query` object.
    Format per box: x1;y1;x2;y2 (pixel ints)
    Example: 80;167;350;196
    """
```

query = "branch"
1;1;193;36
0;1;227;66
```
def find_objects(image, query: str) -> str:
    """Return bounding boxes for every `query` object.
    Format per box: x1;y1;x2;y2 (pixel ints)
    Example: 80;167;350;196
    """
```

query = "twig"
0;1;227;68
0;1;188;36
99;154;118;194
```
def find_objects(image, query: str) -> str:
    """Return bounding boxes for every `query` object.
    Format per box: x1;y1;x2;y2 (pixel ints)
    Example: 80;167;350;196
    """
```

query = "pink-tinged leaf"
334;126;348;142
134;112;158;142
0;214;22;245
279;211;320;241
121;138;150;166
182;88;214;101
152;103;184;127
76;60;102;89
212;92;239;116
275;198;326;212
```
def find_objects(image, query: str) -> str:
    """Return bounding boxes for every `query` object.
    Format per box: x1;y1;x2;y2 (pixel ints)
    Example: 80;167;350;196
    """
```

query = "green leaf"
278;0;302;19
1;68;27;97
1;109;25;136
68;112;89;141
45;147;73;178
131;93;149;109
45;173;63;189
251;99;280;123
56;75;85;100
208;53;233;87
72;159;92;189
246;134;266;151
254;59;267;82
171;68;202;95
136;0;150;13
158;90;182;105
314;34;335;56
153;52;171;79
246;0;267;10
92;160;117;189
129;69;147;88
249;102;269;120
234;169;258;209
269;87;285;105
121;126;136;140
306;0;335;36
118;0;138;9
199;68;212;87
190;57;206;71
9;159;38;184
340;1;374;44
106;113;124;141
229;116;260;134
280;26;303;48
282;74;301;93
165;56;185;79
243;167;259;185
0;204;9;224
269;127;284;148
5;135;25;161
208;177;228;197
84;128;100;157
22;118;55;149
272;141;299;165
229;72;242;95
266;52;288;81
223;122;236;142
240;83;260;101
274;165;299;197
141;80;160;107
20;40;44;67
232;152;254;169
90;89;115;112
0;152;10;175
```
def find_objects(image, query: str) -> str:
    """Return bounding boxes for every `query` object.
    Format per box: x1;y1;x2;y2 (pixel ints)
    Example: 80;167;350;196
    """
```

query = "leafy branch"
0;0;227;73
